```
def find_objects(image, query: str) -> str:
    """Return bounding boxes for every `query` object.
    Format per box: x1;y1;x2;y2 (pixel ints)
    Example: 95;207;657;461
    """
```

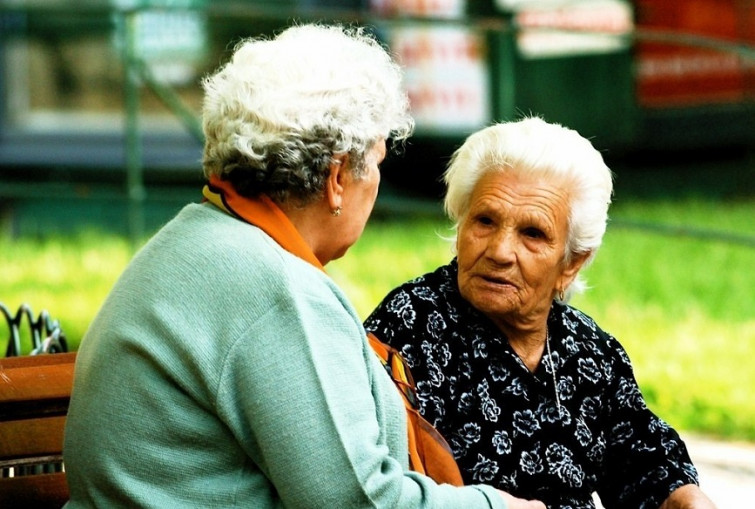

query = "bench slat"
0;356;76;405
0;415;67;462
0;353;76;507
0;471;70;509
0;352;77;369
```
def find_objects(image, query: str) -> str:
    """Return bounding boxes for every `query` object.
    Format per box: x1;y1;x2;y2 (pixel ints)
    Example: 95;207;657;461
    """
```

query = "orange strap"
368;333;464;486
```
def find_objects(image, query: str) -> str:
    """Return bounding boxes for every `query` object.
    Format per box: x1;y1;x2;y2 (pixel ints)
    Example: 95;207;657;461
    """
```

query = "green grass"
1;197;753;441
570;198;755;440
1;232;132;351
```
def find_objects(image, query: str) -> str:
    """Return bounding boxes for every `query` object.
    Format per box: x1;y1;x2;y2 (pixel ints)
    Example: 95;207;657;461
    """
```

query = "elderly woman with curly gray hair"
63;24;545;509
365;117;717;508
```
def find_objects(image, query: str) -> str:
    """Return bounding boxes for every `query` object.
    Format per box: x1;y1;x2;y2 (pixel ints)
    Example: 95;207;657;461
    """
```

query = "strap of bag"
367;333;464;486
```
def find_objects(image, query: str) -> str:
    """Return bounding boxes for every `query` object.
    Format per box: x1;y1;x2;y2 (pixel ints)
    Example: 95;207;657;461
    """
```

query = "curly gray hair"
201;24;414;205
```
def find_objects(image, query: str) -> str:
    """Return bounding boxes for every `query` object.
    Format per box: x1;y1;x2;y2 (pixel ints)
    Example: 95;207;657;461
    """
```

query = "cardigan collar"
202;175;324;271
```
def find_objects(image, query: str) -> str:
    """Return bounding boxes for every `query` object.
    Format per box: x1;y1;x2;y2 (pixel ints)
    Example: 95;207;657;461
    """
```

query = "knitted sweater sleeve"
214;267;506;509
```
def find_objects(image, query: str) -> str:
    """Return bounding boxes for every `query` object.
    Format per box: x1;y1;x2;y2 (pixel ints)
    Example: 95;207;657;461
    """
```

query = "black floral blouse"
364;260;699;509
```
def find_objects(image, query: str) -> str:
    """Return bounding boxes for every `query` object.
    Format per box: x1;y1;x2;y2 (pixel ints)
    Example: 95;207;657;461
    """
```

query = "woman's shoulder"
140;203;339;314
382;260;457;303
366;260;456;320
554;303;630;362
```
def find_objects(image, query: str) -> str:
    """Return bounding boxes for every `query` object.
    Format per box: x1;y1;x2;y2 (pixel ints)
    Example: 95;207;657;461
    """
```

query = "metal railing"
1;302;68;357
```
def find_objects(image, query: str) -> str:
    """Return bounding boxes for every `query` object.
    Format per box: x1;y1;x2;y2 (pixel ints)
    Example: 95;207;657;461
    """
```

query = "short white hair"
201;23;414;203
444;117;614;298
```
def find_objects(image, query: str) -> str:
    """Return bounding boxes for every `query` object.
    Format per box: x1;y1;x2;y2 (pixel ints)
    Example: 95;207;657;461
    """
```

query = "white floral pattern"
365;260;699;508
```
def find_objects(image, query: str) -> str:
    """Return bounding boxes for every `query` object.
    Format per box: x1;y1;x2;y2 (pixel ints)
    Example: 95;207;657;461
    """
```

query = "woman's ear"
325;154;349;212
558;250;592;291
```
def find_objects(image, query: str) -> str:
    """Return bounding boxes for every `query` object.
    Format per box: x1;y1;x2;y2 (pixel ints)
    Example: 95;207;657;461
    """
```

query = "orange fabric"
202;179;463;485
368;333;464;486
202;176;323;270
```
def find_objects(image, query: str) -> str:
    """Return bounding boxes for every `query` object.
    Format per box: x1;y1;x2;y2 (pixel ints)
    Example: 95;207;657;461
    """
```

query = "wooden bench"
0;352;76;508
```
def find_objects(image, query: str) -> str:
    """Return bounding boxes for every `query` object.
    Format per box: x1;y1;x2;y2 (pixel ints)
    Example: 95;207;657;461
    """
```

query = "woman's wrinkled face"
456;170;575;330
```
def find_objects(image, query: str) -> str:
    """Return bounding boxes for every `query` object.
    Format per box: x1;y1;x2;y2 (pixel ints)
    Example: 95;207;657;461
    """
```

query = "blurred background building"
0;0;753;238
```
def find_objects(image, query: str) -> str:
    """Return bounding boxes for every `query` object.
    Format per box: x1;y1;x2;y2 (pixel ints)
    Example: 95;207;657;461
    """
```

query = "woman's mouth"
480;274;516;289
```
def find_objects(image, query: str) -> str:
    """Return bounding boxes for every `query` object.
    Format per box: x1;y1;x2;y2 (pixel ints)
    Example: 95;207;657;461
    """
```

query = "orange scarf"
202;176;323;270
202;177;463;486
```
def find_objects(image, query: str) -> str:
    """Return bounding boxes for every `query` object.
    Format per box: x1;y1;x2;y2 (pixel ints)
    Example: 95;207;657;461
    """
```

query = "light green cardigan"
63;203;506;508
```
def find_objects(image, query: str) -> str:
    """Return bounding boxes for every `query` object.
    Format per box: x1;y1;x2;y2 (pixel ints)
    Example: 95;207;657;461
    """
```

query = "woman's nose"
486;229;516;264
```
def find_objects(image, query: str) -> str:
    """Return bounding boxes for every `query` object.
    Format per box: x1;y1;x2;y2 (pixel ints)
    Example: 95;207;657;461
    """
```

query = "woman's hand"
498;490;547;508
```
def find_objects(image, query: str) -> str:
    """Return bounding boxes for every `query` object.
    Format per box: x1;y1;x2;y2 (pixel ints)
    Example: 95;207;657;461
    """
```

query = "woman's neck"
489;304;552;372
508;331;547;372
278;200;335;266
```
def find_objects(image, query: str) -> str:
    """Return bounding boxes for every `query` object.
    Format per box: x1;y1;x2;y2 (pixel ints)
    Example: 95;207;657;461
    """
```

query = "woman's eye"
476;216;493;226
523;227;545;239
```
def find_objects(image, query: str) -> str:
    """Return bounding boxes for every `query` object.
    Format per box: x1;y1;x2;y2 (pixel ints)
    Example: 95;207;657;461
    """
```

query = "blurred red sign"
635;0;755;107
386;25;491;132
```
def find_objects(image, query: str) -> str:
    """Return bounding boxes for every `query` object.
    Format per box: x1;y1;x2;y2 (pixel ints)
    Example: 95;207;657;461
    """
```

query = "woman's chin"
467;289;520;318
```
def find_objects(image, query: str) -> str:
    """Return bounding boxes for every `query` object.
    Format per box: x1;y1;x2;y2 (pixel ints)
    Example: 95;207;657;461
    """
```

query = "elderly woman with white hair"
63;25;545;508
365;117;717;508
